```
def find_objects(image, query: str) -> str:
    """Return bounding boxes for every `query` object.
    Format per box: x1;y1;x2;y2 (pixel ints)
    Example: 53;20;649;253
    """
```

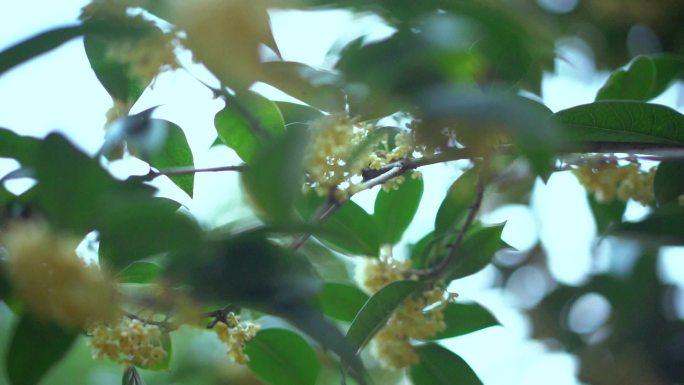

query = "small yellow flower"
214;313;260;364
89;318;167;367
573;158;656;205
2;221;120;329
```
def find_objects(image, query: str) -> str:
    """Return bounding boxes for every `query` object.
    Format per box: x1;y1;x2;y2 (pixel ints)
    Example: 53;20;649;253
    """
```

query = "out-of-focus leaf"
147;121;194;197
245;328;320;385
319;283;369;323
261;61;346;113
553;101;684;145
299;241;354;283
447;223;508;280
587;193;626;234
122;366;145;385
7;315;77;385
410;343;483;385
276;102;324;127
435;167;478;237
0;127;40;166
429;302;499;340
346;280;420;353
596;55;684;102
654;160;684;206
373;176;423;245
116;261;162;284
215;90;285;163
98;197;201;271
317;200;381;257
241;128;306;224
613;207;684;245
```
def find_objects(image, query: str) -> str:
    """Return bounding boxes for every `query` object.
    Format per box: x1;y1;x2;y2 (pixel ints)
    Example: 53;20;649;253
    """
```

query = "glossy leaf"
614;207;684;245
410;343;483;385
409;231;437;269
116;261;162;284
447;223;508;280
245;328;320;385
317;200;381;256
148;121;195;197
241;128;306;224
320;283;369;323
347;280;420;353
553;101;684;145
215;90;285;163
374;176;423;244
435;168;478;237
596;55;684;102
430;302;499;340
6;315;78;385
587;193;626;234
0;127;40;165
654;160;684;206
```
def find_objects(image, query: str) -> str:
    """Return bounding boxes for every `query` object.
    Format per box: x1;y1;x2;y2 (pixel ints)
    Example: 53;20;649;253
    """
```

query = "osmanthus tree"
0;1;683;385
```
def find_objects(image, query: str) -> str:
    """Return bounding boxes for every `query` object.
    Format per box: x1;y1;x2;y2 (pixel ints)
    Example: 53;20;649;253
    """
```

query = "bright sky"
2;2;684;385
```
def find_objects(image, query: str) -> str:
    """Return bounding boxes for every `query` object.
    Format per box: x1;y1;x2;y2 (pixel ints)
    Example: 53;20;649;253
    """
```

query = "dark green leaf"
148;121;195;197
319;283;369;323
0;128;40;165
430;302;499;340
374;176;423;244
215;90;285;163
596;55;684;102
261;61;346;113
245;328;320;385
410;343;483;385
448;224;508;280
241;128;306;224
409;231;437;269
435;168;478;237
347;280;420;353
7;315;78;385
317;200;381;256
553;101;684;145
587;193;626;234
654;160;684;206
122;366;145;385
116;261;162;284
613;206;684;244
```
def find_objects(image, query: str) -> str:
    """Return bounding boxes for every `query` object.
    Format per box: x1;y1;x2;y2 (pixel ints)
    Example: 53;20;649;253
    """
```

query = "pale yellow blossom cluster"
1;221;120;329
355;247;450;368
573;159;656;205
89;318;167;367
214;313;260;364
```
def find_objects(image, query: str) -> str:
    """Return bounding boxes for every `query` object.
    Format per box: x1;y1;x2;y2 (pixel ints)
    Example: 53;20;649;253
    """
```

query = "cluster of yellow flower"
89;318;167;367
573;158;656;205
1;221;120;329
355;247;450;368
214;313;260;364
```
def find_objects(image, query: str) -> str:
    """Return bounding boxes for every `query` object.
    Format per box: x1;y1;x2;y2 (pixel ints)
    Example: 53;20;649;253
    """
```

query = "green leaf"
116;261;162;284
317;200;381;256
435;168;478;237
148;121;195;197
409;231;437;269
241;128;306;224
447;223;508;280
0;127;40;165
553;101;684;145
122;366;146;385
261;61;346;113
654;160;684;206
587;193;626;234
6;315;78;385
613;206;684;245
346;280;420;353
275;102;324;127
596;55;684;102
214;90;285;163
299;241;355;283
319;283;369;323
410;343;483;385
374;176;423;244
245;328;320;385
98;197;201;271
430;302;499;340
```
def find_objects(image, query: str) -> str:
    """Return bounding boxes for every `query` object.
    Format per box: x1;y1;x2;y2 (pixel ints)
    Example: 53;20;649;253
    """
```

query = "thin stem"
148;164;246;178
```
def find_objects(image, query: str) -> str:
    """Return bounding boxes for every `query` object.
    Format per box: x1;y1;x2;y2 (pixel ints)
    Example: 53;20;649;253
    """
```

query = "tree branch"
148;164;246;178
